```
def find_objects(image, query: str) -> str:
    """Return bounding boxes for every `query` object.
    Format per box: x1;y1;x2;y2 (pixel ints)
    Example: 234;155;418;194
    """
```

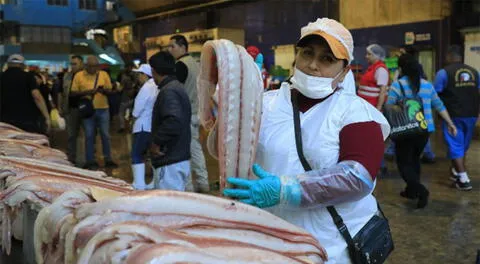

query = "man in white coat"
131;64;159;190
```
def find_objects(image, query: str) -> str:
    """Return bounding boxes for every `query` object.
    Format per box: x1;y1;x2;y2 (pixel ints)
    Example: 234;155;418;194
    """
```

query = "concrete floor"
2;124;479;264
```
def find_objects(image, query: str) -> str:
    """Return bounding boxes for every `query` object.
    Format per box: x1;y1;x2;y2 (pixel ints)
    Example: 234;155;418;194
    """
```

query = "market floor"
2;125;479;264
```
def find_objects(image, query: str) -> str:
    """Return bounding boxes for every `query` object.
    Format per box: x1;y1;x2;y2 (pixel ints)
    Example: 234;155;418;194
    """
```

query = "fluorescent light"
99;53;117;64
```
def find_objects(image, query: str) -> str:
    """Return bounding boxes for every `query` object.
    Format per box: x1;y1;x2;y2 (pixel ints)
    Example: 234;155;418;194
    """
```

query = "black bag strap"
398;79;421;100
91;72;100;100
397;79;405;98
291;91;312;171
290;90;358;262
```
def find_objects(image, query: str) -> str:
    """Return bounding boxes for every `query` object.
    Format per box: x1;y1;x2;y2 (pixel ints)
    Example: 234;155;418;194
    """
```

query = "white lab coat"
255;72;390;263
132;78;159;133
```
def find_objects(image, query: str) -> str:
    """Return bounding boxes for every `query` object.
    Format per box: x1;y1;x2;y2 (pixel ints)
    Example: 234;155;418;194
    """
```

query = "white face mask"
290;67;344;99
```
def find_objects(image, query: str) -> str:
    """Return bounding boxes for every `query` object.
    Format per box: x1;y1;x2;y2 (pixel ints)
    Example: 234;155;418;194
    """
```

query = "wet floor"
2;122;479;264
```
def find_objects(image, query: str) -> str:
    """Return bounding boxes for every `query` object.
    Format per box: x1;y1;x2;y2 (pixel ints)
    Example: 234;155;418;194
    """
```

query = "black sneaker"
417;186;430;209
455;179;472;191
105;160;119;169
84;162;99;170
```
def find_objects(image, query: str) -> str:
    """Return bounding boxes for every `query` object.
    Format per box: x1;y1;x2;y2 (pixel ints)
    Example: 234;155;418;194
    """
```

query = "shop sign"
405;32;431;45
470;46;480;53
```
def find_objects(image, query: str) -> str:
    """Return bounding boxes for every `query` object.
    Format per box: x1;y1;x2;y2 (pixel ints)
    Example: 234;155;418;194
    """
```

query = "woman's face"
365;51;376;64
295;41;345;78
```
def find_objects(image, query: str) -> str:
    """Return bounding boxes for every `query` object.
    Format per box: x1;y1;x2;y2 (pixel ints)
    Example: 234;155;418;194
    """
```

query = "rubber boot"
132;163;146;190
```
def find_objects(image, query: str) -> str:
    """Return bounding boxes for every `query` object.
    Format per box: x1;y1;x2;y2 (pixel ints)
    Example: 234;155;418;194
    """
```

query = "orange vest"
358;61;389;107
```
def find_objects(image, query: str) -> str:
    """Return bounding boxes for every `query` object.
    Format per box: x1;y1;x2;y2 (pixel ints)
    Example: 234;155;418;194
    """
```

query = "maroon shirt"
296;90;384;178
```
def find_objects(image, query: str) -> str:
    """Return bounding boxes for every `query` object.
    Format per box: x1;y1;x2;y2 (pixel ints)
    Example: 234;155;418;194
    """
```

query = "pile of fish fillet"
35;190;327;263
0;39;327;264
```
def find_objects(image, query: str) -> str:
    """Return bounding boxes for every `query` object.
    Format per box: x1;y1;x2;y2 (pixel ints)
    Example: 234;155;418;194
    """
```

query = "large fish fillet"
197;39;263;192
0;174;132;254
0;122;23;131
75;221;325;264
0;139;69;165
125;242;308;264
62;190;325;263
34;189;95;264
78;221;317;264
0;127;49;146
0;157;116;184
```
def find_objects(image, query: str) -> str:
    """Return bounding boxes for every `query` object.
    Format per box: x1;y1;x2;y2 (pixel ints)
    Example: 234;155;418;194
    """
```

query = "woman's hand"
447;122;457;137
150;143;165;157
223;164;282;208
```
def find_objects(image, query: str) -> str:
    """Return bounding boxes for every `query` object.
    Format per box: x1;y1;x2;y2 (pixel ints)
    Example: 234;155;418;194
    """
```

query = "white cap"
133;64;152;77
298;18;354;62
7;54;25;64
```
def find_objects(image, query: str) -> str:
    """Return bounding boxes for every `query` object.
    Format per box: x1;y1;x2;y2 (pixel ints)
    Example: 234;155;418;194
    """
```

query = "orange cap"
297;31;350;61
297;18;354;62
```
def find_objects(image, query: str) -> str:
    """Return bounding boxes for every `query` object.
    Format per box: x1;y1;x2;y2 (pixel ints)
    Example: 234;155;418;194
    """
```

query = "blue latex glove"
223;164;302;208
223;164;280;208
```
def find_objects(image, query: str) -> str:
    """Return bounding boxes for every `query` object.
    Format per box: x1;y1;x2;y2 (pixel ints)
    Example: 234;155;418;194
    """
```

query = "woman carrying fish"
224;18;392;263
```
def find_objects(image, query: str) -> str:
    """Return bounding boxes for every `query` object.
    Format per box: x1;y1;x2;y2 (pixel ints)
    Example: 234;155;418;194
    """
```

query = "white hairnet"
367;44;386;61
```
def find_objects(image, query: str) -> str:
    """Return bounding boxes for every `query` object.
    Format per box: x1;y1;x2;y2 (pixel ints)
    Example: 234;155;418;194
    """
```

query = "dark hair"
398;54;421;94
34;72;43;79
170;35;188;51
447;45;462;58
296;35;348;67
401;45;418;57
148;51;175;75
71;55;83;62
125;61;135;68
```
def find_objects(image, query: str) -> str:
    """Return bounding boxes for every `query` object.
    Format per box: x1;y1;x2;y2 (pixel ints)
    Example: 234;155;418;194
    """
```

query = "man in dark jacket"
434;45;479;191
149;51;192;191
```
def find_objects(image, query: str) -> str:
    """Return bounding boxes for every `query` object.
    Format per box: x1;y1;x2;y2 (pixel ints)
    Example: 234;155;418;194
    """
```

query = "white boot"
132;163;146;190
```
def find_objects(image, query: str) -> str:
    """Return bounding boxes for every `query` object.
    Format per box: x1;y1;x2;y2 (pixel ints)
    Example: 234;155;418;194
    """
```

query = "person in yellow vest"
168;35;210;193
71;55;118;170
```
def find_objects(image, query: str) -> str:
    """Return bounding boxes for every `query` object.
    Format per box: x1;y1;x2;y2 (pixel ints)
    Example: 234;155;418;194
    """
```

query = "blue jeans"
385;140;396;156
83;109;112;163
131;131;152;164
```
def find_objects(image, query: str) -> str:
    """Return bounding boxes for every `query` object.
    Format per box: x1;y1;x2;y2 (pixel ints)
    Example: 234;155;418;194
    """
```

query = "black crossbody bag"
383;81;428;140
78;73;99;119
290;91;394;264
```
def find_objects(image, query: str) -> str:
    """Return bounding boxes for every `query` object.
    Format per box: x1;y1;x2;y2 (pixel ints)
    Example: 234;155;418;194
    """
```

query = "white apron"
256;81;390;263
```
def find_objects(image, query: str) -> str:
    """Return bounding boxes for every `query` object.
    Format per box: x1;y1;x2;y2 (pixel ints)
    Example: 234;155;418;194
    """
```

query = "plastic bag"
50;109;66;130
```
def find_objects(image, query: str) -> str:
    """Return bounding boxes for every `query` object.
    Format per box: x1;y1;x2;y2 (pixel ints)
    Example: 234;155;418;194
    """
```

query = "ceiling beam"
135;0;234;21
